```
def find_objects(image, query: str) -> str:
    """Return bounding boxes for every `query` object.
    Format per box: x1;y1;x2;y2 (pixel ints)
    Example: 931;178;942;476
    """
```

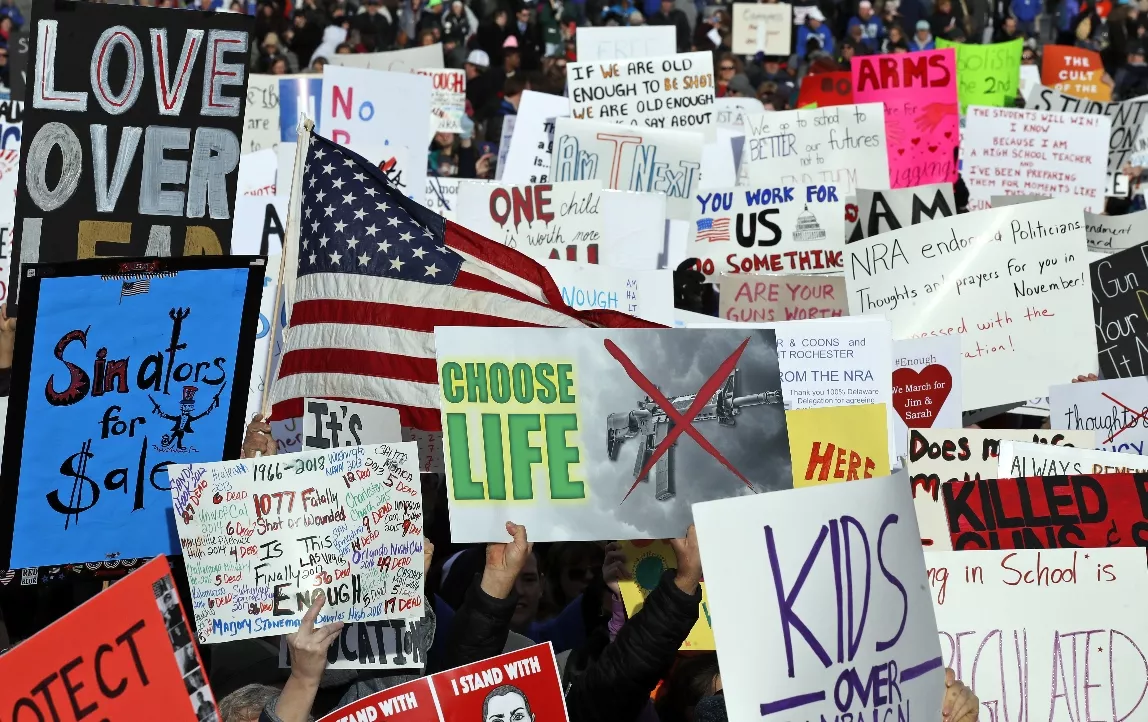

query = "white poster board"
997;439;1148;477
278;619;426;670
730;3;793;55
303;398;403;449
231;195;287;256
693;472;944;722
714;97;765;132
856;184;956;239
413;68;466;134
171;443;424;643
501;90;570;184
1025;84;1148;172
845;200;1095;410
962;106;1109;212
1085;210;1148;254
541;260;674;325
574;26;676;62
892;336;963;463
600;190;667;270
244;74;282;154
742;104;890;196
552;118;704;220
1049;376;1148;455
327;44;444;71
238;149;278;196
424;176;470;221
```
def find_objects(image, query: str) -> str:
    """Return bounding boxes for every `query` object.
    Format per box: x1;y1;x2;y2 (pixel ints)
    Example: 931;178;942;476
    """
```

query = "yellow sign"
786;404;890;487
617;539;714;650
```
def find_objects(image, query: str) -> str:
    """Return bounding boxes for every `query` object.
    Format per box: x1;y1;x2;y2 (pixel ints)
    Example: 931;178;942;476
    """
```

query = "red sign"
892;364;953;428
320;643;569;722
797;71;853;108
943;473;1148;550
0;556;218;721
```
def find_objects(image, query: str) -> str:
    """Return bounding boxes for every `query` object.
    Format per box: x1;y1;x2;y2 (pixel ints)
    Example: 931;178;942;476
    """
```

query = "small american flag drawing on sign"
696;217;730;242
119;279;150;303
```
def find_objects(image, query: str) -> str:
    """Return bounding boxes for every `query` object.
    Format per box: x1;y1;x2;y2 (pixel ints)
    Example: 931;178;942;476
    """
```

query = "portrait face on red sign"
432;644;568;722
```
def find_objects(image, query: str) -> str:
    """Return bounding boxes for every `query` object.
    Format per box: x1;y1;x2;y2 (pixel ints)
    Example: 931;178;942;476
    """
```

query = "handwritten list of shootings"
567;52;715;137
170;443;423;643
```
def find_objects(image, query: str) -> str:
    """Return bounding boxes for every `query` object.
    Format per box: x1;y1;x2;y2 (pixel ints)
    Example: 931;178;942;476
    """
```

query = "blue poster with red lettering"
0;256;264;568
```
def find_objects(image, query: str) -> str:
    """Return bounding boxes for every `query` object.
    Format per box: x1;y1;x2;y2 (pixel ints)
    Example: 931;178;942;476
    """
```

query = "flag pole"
260;117;314;420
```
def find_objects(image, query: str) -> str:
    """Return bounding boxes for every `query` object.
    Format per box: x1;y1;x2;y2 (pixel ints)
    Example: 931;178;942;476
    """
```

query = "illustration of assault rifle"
606;369;782;501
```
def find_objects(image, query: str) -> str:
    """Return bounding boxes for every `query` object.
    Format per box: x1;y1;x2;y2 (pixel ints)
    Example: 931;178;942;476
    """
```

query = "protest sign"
852;49;960;188
455;180;606;265
1050;376;1148;454
1025;85;1148;173
718;273;847;323
796;71;854;109
303;398;403;449
930;547;1148;722
541;260;675;326
1091;240;1148;378
936;38;1022;111
173;441;424;643
436;327;790;542
693;472;944;722
10;1;254;305
997;440;1148;477
403;427;445;475
730;3;793;55
245;252;282;425
575;26;675;62
496;116;515;180
1041;44;1111;101
0;256;263;569
785;404;890;486
689;183;845;281
892;335;963;462
855;184;956;239
279;618;428;671
238;148;277;196
943;471;1148;549
244;74;281;153
279;75;324;144
317;643;568;722
231;195;287;256
0;557;219;720
741;104;889;197
1085;209;1148;253
567;52;716;140
413;68;465;134
1019;63;1041;98
618;539;713;650
8;30;27;101
551;118;704;220
327;44;443;71
905;428;1092;550
845;200;1095;409
501;90;568;184
714;97;765;132
424;176;467;221
601;190;667;269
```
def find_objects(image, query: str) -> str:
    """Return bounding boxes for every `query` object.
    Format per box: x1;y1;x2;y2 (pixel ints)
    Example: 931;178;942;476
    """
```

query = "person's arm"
265;593;344;722
564;526;703;722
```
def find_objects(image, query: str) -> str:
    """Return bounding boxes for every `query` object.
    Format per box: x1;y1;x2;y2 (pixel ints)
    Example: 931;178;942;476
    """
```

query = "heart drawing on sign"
911;137;921;145
892;364;953;428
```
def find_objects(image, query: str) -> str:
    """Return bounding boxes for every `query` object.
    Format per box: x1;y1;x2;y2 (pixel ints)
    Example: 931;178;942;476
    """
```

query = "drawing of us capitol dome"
793;205;827;243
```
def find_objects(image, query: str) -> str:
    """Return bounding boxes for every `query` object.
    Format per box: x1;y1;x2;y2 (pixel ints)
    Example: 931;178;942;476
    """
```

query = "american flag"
696;217;730;243
119;278;150;300
269;132;657;429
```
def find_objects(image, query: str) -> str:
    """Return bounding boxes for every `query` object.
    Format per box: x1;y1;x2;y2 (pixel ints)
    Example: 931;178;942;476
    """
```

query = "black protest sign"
10;0;253;307
855;184;956;239
8;30;28;101
1091;240;1148;378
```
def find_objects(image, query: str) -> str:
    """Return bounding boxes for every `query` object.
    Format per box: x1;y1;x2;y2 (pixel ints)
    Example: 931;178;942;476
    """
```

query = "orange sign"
0;557;218;721
797;70;854;108
1041;44;1112;101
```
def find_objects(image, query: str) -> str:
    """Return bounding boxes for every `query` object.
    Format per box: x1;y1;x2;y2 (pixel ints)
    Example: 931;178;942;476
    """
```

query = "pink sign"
852;50;959;188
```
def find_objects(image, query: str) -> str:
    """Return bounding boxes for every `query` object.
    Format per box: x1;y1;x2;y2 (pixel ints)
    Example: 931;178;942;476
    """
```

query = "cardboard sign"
1041;44;1111;101
689;183;844;281
1049;376;1148;454
0;557;220;720
618;539;713;650
730;3;793;55
10;1;253;305
0;257;262;569
943;472;1148;549
996;440;1148;477
741;104;889;197
936;38;1023;111
279;618;428;671
693;473;945;722
852;50;959;189
541;260;675;326
905;428;1093;550
1085;209;1148;254
551;118;703;220
845;200;1095;410
718;273;847;323
317;643;569;722
244;74;282;153
567;52;716;140
574;26;675;62
892;335;963;461
930;547;1148;722
413;68;465;134
436;327;791;542
501;90;569;185
1025;85;1148;173
796;71;853;109
303;398;403;449
785;404;890;487
1091;240;1148;378
173;441;424;643
855;184;956;240
455;180;605;265
326;44;443;72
